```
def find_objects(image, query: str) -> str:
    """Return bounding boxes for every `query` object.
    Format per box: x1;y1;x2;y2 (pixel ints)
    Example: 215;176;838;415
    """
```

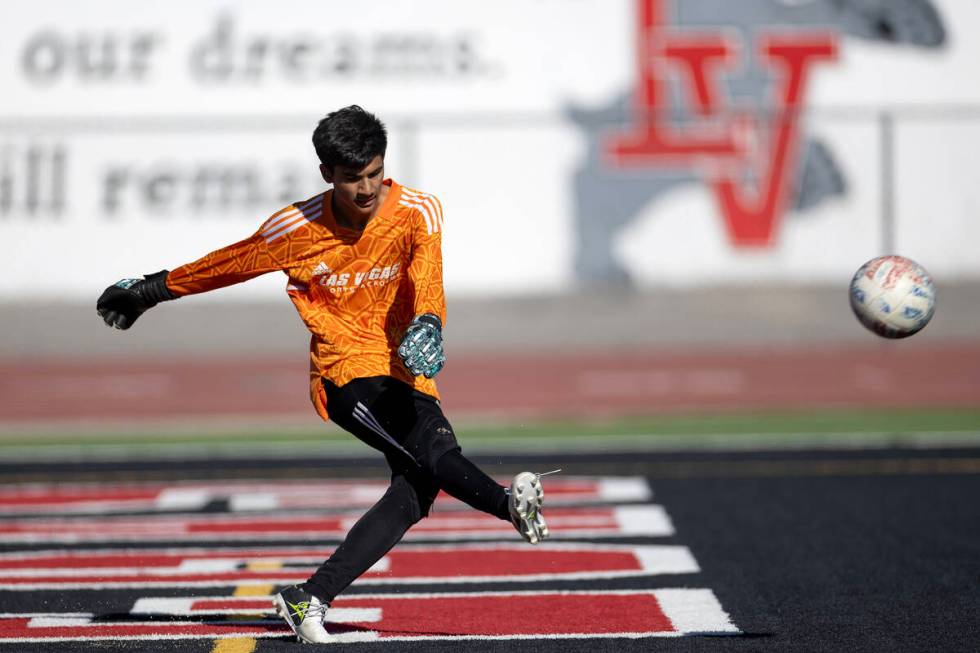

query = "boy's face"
321;155;385;223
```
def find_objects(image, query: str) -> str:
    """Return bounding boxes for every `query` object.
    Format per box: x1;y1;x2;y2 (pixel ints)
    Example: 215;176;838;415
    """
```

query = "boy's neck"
332;183;390;230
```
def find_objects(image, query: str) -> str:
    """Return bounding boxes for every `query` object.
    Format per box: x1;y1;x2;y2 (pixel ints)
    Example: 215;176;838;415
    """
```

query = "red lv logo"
604;0;838;246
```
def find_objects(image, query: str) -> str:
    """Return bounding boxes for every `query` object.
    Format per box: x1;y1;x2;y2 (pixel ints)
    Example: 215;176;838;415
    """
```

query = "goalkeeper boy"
96;105;550;644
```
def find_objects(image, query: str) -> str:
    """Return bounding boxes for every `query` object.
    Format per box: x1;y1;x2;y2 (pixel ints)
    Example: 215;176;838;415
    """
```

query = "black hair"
312;105;387;169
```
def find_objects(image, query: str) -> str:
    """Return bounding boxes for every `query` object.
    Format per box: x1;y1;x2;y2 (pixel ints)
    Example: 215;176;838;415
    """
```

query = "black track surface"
1;447;978;652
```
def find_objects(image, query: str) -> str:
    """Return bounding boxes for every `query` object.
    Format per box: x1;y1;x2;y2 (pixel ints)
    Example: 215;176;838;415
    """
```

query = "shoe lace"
307;600;328;624
288;598;329;624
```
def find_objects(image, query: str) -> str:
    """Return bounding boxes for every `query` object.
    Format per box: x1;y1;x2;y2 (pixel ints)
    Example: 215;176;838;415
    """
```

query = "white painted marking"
367;557;390;573
633;546;700;575
28;616;93;627
153;489;211;511
130;598;195;615
327;608;382;623
175;559;239;573
613;505;675;536
228;493;278;512
327;631;382;642
129;599;379;623
655;588;740;634
597;477;652;502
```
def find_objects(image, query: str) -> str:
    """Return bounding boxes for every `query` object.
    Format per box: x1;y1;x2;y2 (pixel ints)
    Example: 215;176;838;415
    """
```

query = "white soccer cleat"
509;471;550;544
534;509;550;540
273;585;333;644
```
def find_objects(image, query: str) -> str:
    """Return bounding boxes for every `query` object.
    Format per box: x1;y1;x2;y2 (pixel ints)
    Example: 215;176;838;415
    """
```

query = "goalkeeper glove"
97;270;176;330
398;313;446;379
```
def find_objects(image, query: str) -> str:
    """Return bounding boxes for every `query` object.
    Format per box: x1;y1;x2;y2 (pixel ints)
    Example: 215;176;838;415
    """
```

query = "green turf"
1;408;979;459
468;408;980;439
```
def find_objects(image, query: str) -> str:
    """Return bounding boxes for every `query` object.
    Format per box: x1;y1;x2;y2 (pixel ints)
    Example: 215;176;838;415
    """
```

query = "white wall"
0;0;977;299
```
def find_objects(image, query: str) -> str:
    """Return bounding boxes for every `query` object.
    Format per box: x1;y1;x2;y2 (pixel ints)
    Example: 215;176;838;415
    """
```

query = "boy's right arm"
97;230;282;330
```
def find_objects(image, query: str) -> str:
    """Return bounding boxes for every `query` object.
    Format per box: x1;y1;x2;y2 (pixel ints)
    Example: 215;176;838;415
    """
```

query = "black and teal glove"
96;270;176;330
398;313;446;379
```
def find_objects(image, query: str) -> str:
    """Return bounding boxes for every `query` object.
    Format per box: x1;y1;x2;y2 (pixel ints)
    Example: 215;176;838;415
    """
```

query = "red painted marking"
0;507;637;542
0;488;159;507
0;545;655;587
0;590;738;641
0;477;631;513
0;549;309;570
384;548;643;578
356;593;672;637
0;571;276;585
222;593;673;637
0;617;280;641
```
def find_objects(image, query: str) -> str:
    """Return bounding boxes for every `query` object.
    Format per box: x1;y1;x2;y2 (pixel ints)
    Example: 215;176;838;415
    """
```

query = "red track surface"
1;344;978;424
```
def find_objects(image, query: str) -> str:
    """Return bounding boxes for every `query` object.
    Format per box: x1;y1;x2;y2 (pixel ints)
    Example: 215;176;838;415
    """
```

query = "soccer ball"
849;255;936;339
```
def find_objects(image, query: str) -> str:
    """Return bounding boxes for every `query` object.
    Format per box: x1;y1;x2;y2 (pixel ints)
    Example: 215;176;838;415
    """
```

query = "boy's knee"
390;474;437;522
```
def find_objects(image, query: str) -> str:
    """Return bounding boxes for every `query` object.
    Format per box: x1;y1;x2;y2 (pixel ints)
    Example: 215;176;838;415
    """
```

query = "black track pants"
301;376;510;603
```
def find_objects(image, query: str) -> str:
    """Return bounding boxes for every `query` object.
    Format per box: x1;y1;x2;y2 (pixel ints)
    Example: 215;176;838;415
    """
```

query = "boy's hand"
97;270;175;330
398;313;446;378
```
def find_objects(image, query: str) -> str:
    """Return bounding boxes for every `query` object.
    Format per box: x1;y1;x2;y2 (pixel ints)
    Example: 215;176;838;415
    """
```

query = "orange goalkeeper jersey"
166;179;446;421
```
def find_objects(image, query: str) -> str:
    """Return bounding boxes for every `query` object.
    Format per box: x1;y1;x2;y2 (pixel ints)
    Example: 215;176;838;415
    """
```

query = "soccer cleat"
272;585;332;644
534;509;550;540
508;470;557;545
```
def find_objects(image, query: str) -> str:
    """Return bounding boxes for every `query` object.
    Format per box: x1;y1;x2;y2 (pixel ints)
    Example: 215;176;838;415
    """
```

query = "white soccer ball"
849;255;937;339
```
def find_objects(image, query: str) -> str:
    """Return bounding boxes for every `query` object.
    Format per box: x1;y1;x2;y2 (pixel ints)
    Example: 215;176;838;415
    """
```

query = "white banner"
1;0;978;300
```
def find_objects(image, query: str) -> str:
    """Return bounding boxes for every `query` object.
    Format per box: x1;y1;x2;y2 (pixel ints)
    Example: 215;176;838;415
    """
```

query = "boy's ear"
320;164;333;184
